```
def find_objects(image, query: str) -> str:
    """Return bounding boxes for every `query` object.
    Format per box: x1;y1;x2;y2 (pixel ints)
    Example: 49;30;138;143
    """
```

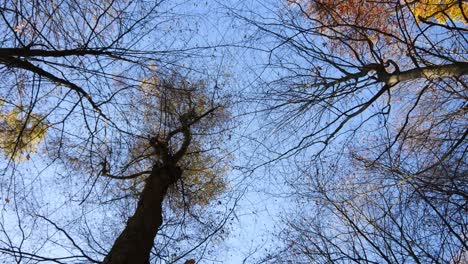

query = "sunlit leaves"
412;0;468;24
287;0;466;57
288;0;395;31
0;103;48;161
137;73;228;139
289;0;467;27
169;142;228;209
126;138;228;210
122;72;229;210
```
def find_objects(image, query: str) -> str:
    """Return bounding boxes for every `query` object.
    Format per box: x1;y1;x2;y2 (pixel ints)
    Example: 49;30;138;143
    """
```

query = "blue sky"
0;0;294;263
2;0;465;263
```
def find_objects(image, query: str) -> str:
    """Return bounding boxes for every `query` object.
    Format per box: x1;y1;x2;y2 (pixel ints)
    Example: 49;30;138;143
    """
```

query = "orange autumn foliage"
288;0;396;35
287;0;466;59
287;0;400;57
289;0;467;30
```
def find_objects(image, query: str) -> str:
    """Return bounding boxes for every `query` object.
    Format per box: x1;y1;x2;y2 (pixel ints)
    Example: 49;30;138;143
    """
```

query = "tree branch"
0;56;108;120
383;62;468;85
103;170;152;180
0;48;112;58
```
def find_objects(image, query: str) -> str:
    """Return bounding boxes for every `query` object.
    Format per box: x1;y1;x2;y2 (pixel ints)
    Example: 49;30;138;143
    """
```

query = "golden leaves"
412;0;468;24
125;136;228;210
121;73;229;210
0;104;48;161
169;143;228;209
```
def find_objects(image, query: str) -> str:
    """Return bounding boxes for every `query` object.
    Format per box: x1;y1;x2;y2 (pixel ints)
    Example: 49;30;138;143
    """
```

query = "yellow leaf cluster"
125;137;228;211
168;143;228;209
412;0;468;24
0;104;48;161
121;73;229;210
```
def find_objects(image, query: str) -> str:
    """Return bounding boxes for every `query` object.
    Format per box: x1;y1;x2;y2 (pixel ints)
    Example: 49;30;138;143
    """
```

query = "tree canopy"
246;0;467;262
0;0;466;263
0;0;234;263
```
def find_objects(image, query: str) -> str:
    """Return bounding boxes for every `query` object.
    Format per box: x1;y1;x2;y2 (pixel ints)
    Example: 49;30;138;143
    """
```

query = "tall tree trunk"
103;164;182;264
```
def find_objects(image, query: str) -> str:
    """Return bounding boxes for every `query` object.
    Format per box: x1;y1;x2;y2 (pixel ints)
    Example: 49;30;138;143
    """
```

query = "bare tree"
0;1;235;263
241;0;467;263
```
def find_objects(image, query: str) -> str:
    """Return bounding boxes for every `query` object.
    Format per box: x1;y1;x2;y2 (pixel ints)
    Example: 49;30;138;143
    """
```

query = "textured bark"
384;62;468;85
103;164;182;264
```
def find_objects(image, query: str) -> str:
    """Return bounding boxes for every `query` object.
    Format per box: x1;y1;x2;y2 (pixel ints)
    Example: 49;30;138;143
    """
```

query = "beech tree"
0;1;233;263
101;74;229;263
244;0;467;262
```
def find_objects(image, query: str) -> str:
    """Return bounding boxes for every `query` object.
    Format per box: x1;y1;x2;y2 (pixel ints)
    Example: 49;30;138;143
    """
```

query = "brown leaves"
290;0;395;32
288;0;402;59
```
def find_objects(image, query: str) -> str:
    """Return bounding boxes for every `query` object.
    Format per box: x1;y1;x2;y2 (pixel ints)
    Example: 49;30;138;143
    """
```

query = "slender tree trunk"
103;164;182;264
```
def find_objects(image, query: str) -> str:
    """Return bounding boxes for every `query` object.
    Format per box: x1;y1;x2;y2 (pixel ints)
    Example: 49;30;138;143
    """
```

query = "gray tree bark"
380;62;468;85
103;164;182;264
